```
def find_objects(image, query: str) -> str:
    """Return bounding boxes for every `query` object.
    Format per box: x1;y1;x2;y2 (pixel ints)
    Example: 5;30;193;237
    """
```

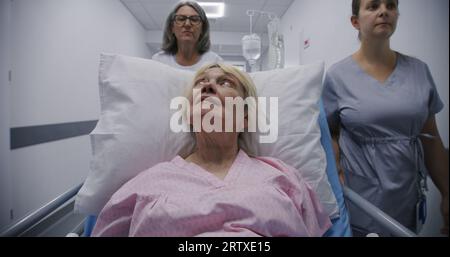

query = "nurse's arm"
330;125;345;185
421;115;449;235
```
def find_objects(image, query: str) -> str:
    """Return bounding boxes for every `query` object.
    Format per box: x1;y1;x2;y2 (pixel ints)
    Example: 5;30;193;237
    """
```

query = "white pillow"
240;67;338;219
74;53;338;218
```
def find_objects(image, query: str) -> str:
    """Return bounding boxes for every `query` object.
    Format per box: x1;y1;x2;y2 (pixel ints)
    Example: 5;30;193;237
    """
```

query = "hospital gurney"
0;102;418;237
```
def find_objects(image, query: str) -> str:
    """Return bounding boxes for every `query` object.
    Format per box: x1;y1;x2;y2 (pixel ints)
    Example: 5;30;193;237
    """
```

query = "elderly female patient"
92;63;332;237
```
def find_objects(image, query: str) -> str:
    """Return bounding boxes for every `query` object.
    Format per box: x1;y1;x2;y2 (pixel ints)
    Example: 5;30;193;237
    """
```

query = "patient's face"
193;67;245;101
190;67;247;132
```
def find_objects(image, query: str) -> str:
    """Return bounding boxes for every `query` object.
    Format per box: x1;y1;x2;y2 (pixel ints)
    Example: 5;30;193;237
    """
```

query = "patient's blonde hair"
186;62;257;101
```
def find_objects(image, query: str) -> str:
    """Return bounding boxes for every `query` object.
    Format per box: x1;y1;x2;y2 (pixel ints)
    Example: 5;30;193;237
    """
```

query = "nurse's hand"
441;194;449;235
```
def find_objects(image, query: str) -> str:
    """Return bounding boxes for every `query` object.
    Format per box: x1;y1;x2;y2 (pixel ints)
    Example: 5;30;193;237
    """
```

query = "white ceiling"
120;0;294;33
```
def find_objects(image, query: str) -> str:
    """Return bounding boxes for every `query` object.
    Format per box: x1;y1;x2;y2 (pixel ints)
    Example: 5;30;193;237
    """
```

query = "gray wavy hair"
161;1;211;55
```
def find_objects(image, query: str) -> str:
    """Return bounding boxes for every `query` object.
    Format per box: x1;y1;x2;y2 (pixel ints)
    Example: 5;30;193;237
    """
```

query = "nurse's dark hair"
162;1;211;55
352;0;399;16
352;0;399;40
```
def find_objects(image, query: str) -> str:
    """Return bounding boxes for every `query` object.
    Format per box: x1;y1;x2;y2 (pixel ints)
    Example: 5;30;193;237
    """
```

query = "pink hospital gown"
92;150;332;237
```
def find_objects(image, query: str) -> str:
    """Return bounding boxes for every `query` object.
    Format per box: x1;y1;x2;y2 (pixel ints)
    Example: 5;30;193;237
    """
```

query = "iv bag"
242;33;261;65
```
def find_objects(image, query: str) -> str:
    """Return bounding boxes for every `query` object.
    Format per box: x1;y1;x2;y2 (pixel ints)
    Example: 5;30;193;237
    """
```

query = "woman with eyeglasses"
152;1;223;71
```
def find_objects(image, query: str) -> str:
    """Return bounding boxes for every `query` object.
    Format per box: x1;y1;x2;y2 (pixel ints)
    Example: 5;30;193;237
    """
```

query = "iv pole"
242;10;280;72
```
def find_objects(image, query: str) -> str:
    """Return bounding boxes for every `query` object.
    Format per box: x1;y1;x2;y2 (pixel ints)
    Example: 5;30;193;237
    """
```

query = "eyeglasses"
173;15;202;26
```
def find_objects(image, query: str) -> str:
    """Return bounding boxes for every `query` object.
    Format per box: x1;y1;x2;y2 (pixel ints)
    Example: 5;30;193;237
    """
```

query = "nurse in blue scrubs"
323;0;449;236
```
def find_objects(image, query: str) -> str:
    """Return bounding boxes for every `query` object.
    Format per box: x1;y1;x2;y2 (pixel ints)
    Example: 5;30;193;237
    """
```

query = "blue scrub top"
322;53;444;236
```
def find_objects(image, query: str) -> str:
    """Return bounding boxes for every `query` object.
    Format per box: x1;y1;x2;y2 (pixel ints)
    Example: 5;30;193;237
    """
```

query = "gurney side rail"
343;186;417;237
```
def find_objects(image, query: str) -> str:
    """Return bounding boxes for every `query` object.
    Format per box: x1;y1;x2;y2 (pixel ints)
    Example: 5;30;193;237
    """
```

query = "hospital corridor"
0;0;448;238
